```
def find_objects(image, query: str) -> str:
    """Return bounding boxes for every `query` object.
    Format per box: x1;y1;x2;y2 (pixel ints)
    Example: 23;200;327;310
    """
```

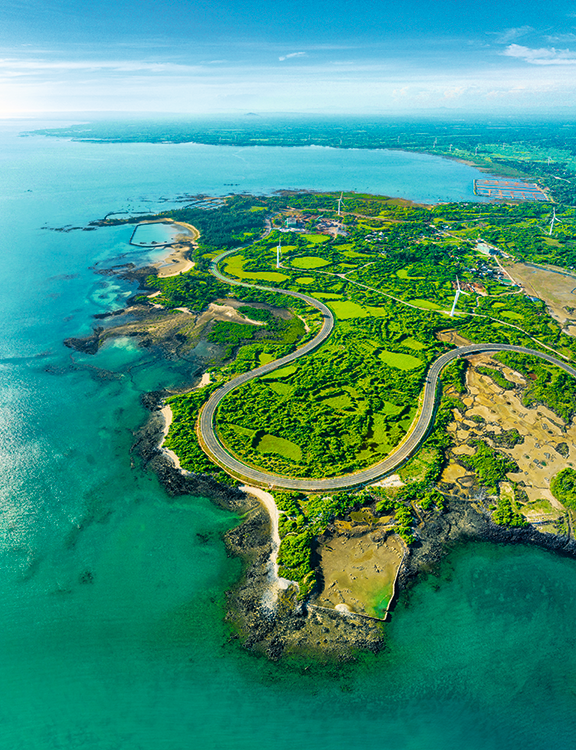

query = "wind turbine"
276;237;282;269
549;207;563;235
337;192;343;217
449;277;469;317
433;137;438;149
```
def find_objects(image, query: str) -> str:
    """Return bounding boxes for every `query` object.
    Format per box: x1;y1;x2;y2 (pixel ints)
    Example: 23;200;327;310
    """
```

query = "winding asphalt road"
198;250;576;492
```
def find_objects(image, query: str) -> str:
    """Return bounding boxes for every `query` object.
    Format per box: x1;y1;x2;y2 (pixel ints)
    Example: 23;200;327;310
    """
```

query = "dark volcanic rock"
398;500;576;592
134;391;385;660
64;327;103;354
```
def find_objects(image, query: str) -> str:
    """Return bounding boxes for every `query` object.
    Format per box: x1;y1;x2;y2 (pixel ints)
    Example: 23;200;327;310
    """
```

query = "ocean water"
1;120;576;749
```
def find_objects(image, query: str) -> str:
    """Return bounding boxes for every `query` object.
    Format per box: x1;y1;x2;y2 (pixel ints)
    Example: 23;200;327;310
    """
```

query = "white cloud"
503;44;576;64
545;33;576;43
0;57;202;74
492;26;534;44
2;45;576;117
278;52;306;62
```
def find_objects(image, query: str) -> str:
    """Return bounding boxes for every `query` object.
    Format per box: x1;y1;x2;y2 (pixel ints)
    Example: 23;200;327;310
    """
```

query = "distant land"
30;115;576;204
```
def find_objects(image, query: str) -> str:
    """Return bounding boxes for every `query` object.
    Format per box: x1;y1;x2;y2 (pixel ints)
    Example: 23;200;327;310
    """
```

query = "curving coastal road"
198;250;576;492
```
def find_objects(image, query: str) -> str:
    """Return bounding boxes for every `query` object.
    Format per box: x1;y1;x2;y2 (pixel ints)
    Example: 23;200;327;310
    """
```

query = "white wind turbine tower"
549;207;564;235
337;192;343;217
449;276;469;317
276;237;282;268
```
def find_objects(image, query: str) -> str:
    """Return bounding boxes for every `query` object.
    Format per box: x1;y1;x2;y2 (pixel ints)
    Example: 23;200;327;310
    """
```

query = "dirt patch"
314;529;404;618
436;329;472;346
505;261;576;329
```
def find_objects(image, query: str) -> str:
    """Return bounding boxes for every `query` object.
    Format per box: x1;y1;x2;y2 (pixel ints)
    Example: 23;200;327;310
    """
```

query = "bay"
1;120;575;749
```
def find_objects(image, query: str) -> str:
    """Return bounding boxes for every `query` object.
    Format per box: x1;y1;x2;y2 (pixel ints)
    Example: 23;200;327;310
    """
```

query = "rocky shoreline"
134;391;386;661
132;390;576;662
398;498;576;593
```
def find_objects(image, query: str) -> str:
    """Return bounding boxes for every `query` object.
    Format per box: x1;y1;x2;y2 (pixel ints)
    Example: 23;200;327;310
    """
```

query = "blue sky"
2;0;576;116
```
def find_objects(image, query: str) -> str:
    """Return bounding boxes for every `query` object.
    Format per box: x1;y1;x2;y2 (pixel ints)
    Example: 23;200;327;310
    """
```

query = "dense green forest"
551;468;576;511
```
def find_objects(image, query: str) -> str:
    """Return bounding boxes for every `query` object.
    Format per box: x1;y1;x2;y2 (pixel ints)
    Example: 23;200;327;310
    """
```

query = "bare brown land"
315;523;404;619
441;353;573;533
505;261;576;332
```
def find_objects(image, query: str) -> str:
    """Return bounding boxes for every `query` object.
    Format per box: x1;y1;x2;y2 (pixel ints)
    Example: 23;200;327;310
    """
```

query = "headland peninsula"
56;120;576;660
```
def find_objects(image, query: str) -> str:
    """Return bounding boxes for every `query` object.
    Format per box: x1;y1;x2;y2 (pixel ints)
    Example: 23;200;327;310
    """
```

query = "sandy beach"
240;485;292;598
144;220;199;278
159;371;212;471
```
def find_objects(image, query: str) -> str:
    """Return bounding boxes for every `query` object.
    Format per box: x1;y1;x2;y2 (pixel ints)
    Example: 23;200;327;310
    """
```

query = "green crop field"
224;255;288;283
319;390;355;411
344;249;372;259
327;300;370;319
304;234;330;244
500;310;524;321
397;268;425;279
402;337;426;350
409;298;443;311
269;382;293;397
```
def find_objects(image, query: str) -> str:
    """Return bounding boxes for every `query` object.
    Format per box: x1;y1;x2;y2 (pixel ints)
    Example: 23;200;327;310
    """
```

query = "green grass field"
319;390;355;410
291;256;330;269
397;268;425;280
402;337;426;350
409;298;443;311
365;305;389;317
268;382;293;397
344;249;372;259
295;276;316;284
380;400;403;415
500;310;524;321
379;350;423;370
304;234;330;245
228;423;256;438
224;255;288;283
328;300;371;319
261;365;297;380
256;433;302;461
258;352;276;365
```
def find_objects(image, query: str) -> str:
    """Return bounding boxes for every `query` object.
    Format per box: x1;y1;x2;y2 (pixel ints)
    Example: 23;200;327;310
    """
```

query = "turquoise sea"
2;120;576;749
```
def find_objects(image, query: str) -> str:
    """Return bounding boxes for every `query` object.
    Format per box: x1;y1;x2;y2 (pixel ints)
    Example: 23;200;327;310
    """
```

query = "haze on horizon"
2;0;576;118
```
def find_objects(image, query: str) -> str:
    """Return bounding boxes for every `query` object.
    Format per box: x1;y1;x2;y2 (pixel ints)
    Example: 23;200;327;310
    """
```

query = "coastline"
134;389;385;660
159;371;211;471
72;189;576;660
143;385;576;660
139;219;198;278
